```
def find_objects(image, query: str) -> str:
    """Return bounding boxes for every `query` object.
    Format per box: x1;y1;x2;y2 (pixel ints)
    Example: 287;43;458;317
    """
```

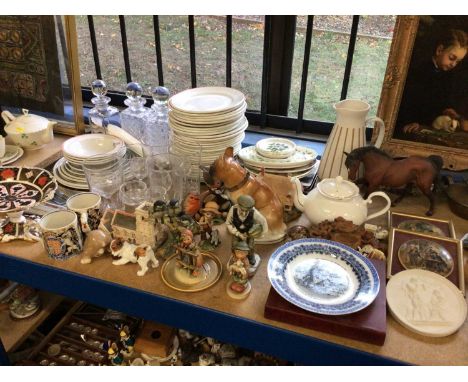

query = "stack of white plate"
53;134;126;190
237;137;318;179
0;145;24;165
168;87;248;176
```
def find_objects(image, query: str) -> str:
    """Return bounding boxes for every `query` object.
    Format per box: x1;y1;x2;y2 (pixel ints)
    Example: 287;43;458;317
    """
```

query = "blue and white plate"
267;238;380;315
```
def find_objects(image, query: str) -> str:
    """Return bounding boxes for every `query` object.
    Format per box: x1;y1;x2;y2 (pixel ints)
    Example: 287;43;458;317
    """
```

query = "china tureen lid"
317;176;359;199
4;109;51;134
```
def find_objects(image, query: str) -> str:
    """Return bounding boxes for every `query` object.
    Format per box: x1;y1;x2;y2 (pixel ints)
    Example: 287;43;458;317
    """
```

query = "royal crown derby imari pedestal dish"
0;166;57;242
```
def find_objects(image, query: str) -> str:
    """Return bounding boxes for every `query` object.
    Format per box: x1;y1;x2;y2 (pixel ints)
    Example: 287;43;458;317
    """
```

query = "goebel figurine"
110;238;159;276
225;195;268;276
174;229;205;281
226;240;251;299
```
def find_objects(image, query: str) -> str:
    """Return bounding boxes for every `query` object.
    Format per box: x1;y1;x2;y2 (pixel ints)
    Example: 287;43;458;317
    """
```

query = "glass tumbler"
119;179;149;212
82;154;125;210
146;153;185;202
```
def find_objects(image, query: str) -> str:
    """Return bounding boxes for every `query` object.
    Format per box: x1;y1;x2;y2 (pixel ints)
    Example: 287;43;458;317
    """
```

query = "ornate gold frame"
54;16;85;136
376;16;468;170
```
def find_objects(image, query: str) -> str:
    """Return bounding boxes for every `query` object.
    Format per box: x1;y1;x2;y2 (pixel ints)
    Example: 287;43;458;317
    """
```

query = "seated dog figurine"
80;229;112;264
110;238;159;276
207;147;286;243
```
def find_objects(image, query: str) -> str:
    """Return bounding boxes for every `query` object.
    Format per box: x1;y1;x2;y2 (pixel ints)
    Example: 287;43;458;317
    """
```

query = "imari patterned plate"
267;238;380;315
0;166;57;213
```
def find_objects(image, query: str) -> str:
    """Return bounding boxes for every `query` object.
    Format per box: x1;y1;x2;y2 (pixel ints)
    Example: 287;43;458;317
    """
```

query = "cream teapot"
291;176;391;225
1;109;56;150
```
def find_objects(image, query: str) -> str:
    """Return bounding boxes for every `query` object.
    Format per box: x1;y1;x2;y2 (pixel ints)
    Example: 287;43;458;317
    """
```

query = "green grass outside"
76;16;392;123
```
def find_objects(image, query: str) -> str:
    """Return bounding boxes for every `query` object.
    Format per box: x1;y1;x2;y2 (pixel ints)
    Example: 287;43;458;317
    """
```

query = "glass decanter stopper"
143;86;170;147
120;82;151;141
88;79;119;134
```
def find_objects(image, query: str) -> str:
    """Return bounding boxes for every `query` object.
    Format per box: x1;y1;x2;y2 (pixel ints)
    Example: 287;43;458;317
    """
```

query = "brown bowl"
446;183;468;220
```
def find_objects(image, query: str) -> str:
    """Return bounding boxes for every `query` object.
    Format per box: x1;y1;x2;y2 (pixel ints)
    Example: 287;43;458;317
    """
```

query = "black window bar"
119;15;132;83
81;15;365;138
296;15;314;135
188;15;197;88
153;15;164;86
87;16;102;80
226;15;232;88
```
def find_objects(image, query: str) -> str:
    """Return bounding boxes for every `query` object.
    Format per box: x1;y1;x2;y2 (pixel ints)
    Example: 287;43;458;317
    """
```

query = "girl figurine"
226;241;252;300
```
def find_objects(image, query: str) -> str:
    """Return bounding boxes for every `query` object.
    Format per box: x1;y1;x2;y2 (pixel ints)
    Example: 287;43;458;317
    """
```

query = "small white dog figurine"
110;238;159;276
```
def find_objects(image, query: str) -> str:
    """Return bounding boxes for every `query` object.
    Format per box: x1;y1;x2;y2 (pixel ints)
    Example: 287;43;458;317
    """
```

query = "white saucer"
63;134;125;159
0;145;24;165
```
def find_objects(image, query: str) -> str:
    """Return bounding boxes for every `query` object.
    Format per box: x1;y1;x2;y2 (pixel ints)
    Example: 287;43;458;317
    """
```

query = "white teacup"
39;210;83;260
66;192;102;233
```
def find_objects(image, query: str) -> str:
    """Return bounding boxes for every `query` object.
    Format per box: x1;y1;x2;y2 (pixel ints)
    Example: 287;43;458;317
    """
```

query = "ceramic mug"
66;192;102;233
39;210;83;260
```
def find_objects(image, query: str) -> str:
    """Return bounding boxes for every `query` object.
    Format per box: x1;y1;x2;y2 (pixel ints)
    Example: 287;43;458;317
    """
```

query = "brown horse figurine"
344;146;443;216
206;147;286;242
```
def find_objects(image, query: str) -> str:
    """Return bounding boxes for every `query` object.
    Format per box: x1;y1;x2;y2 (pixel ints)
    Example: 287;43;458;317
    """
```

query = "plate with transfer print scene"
267;238;380;315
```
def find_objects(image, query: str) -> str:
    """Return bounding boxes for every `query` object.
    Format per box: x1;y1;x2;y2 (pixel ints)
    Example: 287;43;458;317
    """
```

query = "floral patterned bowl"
0;166;57;213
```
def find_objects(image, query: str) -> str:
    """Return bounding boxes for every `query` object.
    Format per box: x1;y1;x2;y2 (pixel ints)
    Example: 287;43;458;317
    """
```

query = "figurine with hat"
197;200;222;250
225;194;268;277
226;240;252;299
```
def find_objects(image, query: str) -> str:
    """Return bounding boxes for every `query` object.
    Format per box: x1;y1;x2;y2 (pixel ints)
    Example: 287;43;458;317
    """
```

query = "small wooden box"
134;321;176;358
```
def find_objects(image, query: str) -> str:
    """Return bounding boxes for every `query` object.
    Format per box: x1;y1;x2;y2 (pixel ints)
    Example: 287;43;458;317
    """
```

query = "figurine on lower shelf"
173;229;206;283
226;241;252;299
119;325;136;357
80;229;112;264
225;195;268;277
105;341;124;365
110;238;159;276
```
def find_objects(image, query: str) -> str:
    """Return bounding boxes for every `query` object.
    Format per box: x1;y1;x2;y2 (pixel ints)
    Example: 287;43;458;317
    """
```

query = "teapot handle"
365;116;385;148
1;110;16;124
365;191;391;222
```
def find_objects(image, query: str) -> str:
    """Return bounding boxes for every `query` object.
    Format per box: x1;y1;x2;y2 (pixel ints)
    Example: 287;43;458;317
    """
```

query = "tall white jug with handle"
317;99;385;180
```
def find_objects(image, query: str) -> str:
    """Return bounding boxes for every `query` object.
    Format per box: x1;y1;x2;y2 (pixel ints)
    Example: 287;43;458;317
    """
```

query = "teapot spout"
291;177;306;212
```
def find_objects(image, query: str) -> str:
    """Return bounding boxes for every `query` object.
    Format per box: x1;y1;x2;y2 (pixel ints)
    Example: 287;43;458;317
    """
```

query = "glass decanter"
88;79;119;134
120;82;151;141
142;86;171;147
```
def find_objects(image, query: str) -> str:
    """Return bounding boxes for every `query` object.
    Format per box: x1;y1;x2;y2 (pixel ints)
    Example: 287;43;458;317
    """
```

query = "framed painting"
377;16;468;170
0;16;84;136
387;228;465;295
388;211;455;239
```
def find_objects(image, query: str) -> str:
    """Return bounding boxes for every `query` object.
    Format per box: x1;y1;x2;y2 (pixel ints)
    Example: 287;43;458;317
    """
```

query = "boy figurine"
226;241;252;299
174;229;205;280
197;201;221;250
225;195;268;276
119;325;135;357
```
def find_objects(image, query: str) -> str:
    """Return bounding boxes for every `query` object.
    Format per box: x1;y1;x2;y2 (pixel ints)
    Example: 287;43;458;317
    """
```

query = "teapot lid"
5;109;51;133
317;176;359;199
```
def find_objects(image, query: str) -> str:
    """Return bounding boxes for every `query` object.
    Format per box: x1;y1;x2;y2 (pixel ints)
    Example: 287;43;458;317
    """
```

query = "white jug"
317;99;385;180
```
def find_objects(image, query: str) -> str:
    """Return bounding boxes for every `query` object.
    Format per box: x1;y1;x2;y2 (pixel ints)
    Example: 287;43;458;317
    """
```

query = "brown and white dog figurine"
80;229;112;264
110;238;159;276
208;147;286;242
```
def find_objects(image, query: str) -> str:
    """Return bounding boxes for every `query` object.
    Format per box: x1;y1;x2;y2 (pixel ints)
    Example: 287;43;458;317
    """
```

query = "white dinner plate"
268;238;380;315
63;134;125;159
169;104;247;125
255;137;296;159
169;87;245;114
387;269;467;337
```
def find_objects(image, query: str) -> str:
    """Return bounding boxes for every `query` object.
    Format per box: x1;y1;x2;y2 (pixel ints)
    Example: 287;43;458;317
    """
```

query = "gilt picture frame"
376;16;468;170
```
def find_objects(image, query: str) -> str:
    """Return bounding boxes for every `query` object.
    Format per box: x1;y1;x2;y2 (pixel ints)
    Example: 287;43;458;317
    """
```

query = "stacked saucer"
168;87;248;176
237;138;318;179
0;145;24;165
54;134;126;190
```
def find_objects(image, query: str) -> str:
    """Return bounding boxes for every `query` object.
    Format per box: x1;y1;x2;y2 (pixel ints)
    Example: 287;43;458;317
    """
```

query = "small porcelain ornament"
110;238;159;276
